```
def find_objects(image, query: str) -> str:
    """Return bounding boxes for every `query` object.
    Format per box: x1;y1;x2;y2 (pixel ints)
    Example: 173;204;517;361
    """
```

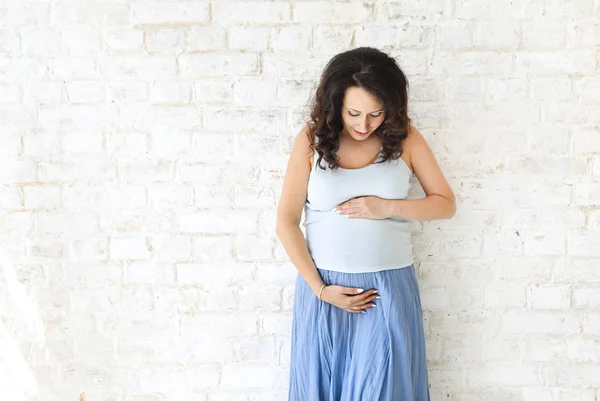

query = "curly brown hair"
307;47;411;170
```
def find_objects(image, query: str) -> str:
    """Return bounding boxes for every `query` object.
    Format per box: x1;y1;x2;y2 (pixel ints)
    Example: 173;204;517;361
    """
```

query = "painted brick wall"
0;1;599;400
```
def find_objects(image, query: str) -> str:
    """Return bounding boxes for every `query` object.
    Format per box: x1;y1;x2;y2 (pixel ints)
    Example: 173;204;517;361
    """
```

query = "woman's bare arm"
275;126;325;296
388;125;456;221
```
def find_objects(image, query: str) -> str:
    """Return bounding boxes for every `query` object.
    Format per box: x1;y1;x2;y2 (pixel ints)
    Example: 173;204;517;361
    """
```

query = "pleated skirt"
288;264;430;401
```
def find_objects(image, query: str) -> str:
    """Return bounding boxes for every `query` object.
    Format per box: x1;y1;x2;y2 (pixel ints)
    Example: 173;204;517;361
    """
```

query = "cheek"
341;115;352;127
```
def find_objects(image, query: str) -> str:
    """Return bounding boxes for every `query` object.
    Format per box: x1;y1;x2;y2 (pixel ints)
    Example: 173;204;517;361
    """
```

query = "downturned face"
341;86;386;141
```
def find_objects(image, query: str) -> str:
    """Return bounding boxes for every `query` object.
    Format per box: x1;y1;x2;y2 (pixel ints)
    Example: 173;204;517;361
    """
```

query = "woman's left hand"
333;196;391;220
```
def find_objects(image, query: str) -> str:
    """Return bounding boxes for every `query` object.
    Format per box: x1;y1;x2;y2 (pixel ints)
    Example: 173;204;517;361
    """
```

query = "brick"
124;261;174;284
475;20;520;49
439;233;482;258
193;80;234;103
378;1;445;21
354;26;397;49
180;54;259;78
52;2;131;26
221;364;285;389
272;27;310;52
263;53;326;79
527;285;571;309
311;26;354;53
180;314;258;338
0;82;20;104
133;2;209;24
148;183;192;209
237;283;281;310
108;81;149;102
437;21;474;50
233;185;276;209
105;55;178;79
150;80;192;104
546;365;600;387
176;210;257;235
23;81;63;105
187;26;227;52
466;365;540;387
235;135;279;159
523;232;566;256
106;185;146;208
233;79;277;105
555;259;600;283
502;208;586;231
545;0;595;16
527;127;569;153
177;162;259;184
530;76;572;100
228;27;270;51
110;237;152;260
458;0;543;19
430;51;513;75
584;312;600;334
149;131;191;157
215;2;291;24
574;286;600;309
236;337;278;363
293;2;371;23
445;77;485;101
194;184;232;208
515;52;596;75
485;284;527;308
0;185;22;209
574;77;600;100
572;130;600;154
204;108;286;132
487;78;528;100
0;158;37;184
62;28;103;55
145;28;186;55
23;184;62;209
191;237;234;264
49;57;99;79
567;22;600;49
522;20;565;49
103;28;144;52
20;28;61;56
66;81;105;104
501;312;580;334
115;104;201;130
482;230;524;256
568;234;600;256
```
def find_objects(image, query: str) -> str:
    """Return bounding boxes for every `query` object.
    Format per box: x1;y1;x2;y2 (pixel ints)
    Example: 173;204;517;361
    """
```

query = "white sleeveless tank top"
303;142;414;273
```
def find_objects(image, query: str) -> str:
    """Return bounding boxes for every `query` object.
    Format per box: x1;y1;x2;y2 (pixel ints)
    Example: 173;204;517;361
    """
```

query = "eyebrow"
347;108;385;114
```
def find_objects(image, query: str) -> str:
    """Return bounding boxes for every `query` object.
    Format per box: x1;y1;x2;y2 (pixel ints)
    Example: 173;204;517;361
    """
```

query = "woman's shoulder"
401;125;423;174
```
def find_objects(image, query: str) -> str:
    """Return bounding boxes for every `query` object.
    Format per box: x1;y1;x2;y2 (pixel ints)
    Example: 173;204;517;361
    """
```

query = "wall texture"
0;0;599;400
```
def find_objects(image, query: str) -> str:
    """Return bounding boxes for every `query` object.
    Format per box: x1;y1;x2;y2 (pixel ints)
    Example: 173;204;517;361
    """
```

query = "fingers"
345;290;379;313
341;287;366;295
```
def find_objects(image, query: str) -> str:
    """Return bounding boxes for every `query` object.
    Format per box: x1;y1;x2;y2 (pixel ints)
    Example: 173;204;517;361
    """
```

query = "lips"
353;128;369;136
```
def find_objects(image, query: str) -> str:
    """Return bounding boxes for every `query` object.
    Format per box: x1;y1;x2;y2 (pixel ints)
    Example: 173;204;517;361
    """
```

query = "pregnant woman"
276;47;456;400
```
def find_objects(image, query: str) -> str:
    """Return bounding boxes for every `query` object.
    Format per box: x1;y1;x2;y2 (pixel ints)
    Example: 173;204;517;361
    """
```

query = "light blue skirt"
288;264;430;401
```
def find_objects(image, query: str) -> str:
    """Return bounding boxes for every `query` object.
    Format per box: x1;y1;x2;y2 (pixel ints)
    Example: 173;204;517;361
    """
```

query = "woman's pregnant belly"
303;208;413;272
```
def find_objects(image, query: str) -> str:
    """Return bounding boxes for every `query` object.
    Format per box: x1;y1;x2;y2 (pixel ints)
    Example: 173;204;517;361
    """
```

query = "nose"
357;117;369;132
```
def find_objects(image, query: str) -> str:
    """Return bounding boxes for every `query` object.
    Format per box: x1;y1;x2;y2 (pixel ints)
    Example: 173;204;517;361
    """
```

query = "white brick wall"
0;0;598;400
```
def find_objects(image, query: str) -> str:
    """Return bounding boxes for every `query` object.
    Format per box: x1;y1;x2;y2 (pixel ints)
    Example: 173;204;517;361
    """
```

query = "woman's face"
341;86;386;141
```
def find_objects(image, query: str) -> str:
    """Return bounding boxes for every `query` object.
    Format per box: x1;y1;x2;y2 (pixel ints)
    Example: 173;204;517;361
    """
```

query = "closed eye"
348;111;384;117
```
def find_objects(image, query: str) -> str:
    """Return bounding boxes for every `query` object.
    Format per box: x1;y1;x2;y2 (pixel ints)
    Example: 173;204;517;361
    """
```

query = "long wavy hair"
307;47;411;170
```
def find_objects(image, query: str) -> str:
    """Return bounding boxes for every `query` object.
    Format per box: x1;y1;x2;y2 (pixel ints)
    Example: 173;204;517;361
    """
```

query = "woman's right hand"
320;285;379;313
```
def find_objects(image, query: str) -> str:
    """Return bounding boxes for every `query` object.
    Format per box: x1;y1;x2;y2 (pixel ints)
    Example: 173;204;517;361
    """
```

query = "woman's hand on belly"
321;285;380;313
333;196;391;220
